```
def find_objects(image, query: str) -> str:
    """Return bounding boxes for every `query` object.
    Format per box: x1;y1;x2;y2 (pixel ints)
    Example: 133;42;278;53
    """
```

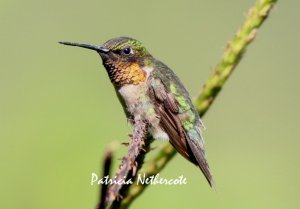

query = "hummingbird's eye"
122;47;133;55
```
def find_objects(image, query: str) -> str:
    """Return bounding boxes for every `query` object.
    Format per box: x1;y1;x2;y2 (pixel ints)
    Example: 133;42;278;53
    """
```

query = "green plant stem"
118;0;278;208
194;0;277;114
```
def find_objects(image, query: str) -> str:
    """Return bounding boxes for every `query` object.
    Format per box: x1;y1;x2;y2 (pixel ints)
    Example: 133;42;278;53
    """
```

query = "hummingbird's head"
101;37;151;63
59;37;153;86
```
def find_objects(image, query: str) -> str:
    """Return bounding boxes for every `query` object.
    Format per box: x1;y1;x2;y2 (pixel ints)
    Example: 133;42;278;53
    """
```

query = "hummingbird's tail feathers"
186;131;214;187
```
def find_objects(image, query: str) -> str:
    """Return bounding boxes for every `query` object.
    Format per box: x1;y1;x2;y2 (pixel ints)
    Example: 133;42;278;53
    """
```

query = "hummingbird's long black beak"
58;41;109;53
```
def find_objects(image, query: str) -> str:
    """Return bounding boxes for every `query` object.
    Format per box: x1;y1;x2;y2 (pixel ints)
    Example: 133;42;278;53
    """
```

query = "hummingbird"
59;37;213;186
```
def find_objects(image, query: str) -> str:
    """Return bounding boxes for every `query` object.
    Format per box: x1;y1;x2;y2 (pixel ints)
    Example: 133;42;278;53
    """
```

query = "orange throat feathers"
105;62;146;86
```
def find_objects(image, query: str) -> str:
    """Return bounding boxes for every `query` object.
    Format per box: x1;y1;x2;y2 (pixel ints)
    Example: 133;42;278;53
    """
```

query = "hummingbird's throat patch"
105;62;146;86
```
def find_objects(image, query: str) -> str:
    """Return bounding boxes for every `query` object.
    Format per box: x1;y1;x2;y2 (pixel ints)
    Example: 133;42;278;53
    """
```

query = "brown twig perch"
103;119;152;209
96;150;113;209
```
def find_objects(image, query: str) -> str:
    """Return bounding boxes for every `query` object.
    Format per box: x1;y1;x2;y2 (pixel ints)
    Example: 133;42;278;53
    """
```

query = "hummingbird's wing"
149;61;213;186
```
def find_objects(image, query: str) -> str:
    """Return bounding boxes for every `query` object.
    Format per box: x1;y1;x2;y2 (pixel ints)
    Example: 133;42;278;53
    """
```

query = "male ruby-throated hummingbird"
59;37;213;186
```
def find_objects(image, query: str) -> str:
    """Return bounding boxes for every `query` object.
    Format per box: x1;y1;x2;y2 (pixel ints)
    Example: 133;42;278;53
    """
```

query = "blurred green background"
1;0;299;209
